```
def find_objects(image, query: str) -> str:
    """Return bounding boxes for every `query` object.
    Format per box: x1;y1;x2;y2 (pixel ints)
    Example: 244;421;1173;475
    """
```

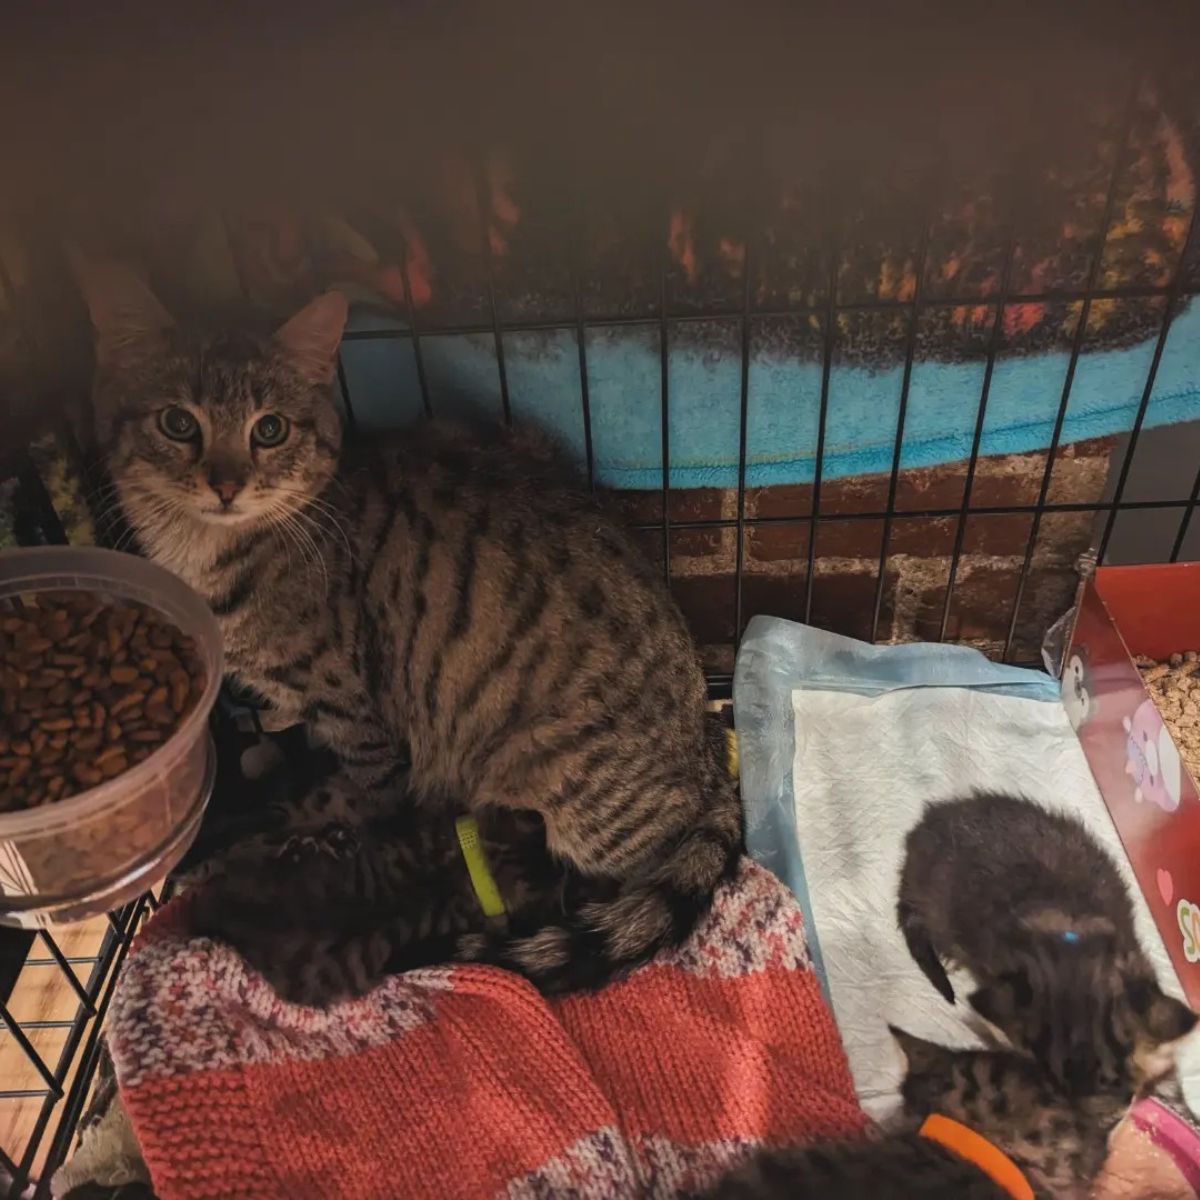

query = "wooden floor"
1;914;112;1187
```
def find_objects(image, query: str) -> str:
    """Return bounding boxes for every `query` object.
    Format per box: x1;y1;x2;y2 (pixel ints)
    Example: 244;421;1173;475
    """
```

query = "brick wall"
610;439;1111;671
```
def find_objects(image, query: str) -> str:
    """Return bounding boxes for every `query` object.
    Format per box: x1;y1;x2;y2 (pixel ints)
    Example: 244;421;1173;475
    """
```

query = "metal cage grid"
2;83;1200;1195
334;95;1200;673
1;898;155;1199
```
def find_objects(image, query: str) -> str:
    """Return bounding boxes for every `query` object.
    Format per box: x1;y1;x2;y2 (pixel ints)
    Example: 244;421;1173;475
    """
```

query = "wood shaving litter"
1136;651;1200;784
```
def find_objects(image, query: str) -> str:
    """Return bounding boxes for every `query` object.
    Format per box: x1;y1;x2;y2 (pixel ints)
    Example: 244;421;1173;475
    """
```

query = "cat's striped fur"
705;1027;1126;1200
82;266;742;1002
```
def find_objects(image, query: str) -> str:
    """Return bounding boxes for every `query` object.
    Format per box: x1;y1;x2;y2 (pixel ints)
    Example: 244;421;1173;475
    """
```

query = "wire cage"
3;21;1200;1192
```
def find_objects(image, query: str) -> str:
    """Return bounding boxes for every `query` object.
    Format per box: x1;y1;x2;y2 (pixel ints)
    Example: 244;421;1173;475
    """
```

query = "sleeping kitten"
79;262;742;1000
186;773;566;1003
897;792;1195;1097
705;1026;1126;1200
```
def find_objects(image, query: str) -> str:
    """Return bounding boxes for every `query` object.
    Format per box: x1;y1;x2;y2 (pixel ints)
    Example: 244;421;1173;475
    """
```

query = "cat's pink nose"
209;478;243;507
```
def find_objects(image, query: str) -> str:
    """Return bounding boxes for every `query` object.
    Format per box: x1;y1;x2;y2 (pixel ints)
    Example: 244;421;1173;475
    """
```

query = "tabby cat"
897;792;1195;1097
80;262;742;1000
705;1026;1126;1200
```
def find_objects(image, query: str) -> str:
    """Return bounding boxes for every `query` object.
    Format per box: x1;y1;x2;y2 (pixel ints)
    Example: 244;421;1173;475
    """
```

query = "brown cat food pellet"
110;692;143;717
93;745;126;771
71;762;103;787
98;753;129;779
0;590;206;813
169;670;190;714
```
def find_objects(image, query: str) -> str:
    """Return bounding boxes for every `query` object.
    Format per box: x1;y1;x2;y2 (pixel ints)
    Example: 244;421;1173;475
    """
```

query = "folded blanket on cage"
102;858;865;1200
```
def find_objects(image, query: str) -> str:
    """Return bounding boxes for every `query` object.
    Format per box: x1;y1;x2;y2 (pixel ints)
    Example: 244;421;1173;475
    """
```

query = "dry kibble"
110;692;143;717
71;762;103;788
1137;651;1200;785
0;591;206;813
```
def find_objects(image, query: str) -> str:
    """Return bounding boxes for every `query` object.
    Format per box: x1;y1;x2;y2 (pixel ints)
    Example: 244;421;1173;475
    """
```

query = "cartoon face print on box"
1062;645;1094;731
1124;698;1183;812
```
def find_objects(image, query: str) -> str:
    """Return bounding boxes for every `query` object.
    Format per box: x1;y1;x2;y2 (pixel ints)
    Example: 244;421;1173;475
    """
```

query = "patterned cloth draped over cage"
3;90;1200;672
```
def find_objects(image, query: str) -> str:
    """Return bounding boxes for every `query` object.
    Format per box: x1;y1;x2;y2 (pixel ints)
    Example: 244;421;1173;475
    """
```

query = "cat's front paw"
270;822;360;866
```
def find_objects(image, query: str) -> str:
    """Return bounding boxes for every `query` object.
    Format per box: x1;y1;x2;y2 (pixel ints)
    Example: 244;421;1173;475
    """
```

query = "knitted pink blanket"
107;860;866;1199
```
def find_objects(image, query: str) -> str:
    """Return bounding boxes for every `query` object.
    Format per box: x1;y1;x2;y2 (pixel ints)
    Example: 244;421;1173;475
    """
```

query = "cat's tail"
451;716;744;994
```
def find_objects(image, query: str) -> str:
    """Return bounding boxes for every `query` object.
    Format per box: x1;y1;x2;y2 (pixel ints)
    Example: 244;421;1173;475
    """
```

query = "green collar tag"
455;816;507;918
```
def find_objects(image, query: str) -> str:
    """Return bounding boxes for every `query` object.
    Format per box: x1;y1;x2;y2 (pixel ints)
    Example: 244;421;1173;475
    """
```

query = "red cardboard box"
1064;563;1200;1008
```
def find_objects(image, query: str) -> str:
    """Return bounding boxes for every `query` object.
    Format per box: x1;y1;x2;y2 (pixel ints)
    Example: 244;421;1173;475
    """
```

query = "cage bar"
1003;93;1137;660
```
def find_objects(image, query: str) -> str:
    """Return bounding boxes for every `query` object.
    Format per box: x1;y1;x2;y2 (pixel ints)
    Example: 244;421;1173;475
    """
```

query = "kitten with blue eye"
897;791;1195;1098
77;259;742;1003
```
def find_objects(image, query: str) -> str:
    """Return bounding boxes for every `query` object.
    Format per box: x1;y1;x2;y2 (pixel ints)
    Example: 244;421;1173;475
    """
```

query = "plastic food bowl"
0;546;223;926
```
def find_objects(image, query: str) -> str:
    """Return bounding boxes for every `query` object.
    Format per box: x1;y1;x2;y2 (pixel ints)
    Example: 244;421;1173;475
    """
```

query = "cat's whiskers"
83;478;124;512
288;515;330;597
288;504;350;574
264;504;312;574
270;486;355;564
268;504;330;596
301;498;355;559
112;492;175;552
262;509;297;576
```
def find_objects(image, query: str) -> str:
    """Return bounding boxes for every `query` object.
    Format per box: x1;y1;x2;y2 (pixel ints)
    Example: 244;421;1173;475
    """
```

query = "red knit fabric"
108;860;865;1199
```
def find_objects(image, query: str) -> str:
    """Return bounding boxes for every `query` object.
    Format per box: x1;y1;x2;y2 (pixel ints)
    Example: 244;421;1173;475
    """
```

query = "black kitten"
897;791;1195;1095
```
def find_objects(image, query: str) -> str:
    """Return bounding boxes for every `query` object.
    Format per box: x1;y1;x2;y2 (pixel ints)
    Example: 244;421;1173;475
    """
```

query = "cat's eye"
158;407;199;441
252;414;290;448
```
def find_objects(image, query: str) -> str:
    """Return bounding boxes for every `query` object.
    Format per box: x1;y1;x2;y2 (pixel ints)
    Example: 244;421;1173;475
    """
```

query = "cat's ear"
70;253;174;367
273;291;348;385
889;1025;951;1074
1140;984;1197;1044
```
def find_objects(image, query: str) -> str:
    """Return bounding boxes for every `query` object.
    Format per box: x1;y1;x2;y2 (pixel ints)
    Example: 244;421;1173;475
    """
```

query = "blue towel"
340;299;1200;488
